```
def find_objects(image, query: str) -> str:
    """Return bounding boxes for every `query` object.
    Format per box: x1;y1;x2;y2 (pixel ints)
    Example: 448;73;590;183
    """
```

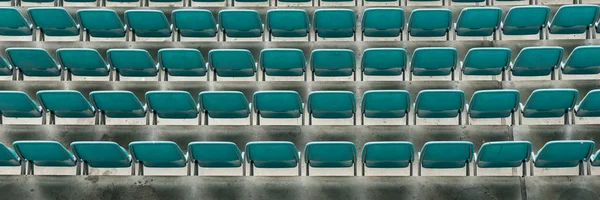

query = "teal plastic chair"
208;49;257;81
56;48;110;81
0;91;44;124
454;7;502;40
501;6;550;39
361;142;414;176
13;141;77;175
414;90;465;125
172;9;218;41
129;141;187;175
0;56;14;80
361;48;407;80
246;141;300;176
589;150;600;175
313;9;356;41
36;90;96;125
27;8;80;41
531;140;594;176
188;142;244;176
467;89;520;125
71;141;133;175
361;8;404;40
145;91;199;125
266;9;309;41
460;48;511;80
0;8;34;40
408;9;452;40
89;91;147;125
218;10;263;41
124;10;172;41
561;46;600;76
158;48;208;81
310;49;356;81
5;48;62;81
548;5;600;39
307;91;356;125
259;48;306;81
0;143;23;174
475;141;531;176
198;91;251;125
304;141;357;176
419;141;474;176
106;49;159;80
519;89;578;125
409;47;458;80
510;47;564;80
573;89;600;124
77;9;127;41
252;91;304;125
361;90;410;125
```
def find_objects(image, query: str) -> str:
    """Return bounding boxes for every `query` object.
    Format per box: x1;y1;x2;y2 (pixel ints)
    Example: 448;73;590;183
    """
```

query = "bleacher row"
2;5;600;42
1;46;599;81
1;88;599;125
2;140;599;176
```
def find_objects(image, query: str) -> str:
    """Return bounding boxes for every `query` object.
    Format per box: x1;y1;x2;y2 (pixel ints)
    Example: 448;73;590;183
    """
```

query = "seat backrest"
361;8;404;33
107;49;155;70
208;49;255;70
145;91;198;118
124;10;170;31
468;89;520;118
246;141;299;168
513;47;564;70
13;141;76;166
0;7;31;34
550;5;599;27
70;141;131;168
304;141;356;168
411;47;458;70
36;90;95;118
564;46;600;69
198;91;250;118
535;140;595;167
456;7;502;29
362;141;414;168
129;141;187;168
252;91;303;118
259;48;306;72
503;6;550;28
577;89;600;111
218;10;262;32
361;90;410;118
0;91;41;118
56;48;107;71
188;142;242;168
307;91;355;118
523;89;578;112
27;7;77;30
158;48;206;72
6;48;58;70
172;9;217;32
591;150;600;166
310;49;355;71
361;48;407;73
0;142;20;166
77;9;125;36
462;48;511;72
414;90;465;118
0;56;11;76
420;141;474;168
408;9;452;31
89;90;145;118
266;9;309;33
477;141;531;168
313;9;355;32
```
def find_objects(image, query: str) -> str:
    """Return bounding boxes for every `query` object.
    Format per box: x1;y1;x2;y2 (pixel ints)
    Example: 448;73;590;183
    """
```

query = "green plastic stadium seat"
304;141;357;176
409;47;458;80
0;143;22;174
414;90;465;125
36;90;96;125
454;7;502;39
208;49;256;80
561;46;600;75
172;9;218;41
361;48;407;80
408;9;452;40
70;141;132;175
467;89;520;125
129;141;187;175
188;142;244;175
501;6;550;37
510;47;564;80
106;49;159;79
0;91;43;124
218;10;263;40
0;56;13;78
310;49;356;81
307;91;356;125
361;90;410;125
246;141;300;176
124;10;172;40
198;91;251;125
573;90;600;121
77;9;127;41
313;9;356;40
361;141;414;176
252;91;303;125
548;5;600;38
158;48;208;81
89;91;147;124
56;48;110;80
531;140;594;176
259;48;306;80
591;150;600;167
361;8;404;39
27;8;80;40
5;48;61;80
0;8;33;39
266;9;309;40
419;141;474;176
475;141;531;176
145;91;198;125
460;48;511;80
519;89;578;125
13;141;76;175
